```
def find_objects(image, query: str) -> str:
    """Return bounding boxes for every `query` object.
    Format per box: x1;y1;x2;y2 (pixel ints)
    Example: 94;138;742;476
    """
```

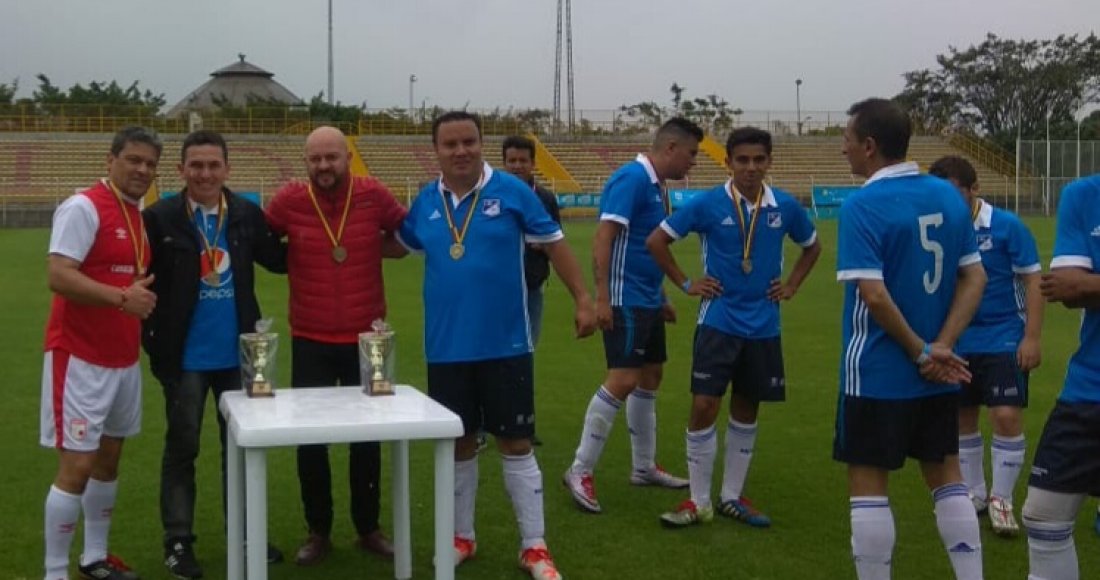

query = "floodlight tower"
553;0;575;134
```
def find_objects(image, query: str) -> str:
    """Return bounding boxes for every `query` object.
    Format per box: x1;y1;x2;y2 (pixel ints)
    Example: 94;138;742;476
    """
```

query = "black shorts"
1029;401;1100;496
601;306;667;368
833;392;960;471
959;353;1029;408
427;354;534;440
690;326;785;402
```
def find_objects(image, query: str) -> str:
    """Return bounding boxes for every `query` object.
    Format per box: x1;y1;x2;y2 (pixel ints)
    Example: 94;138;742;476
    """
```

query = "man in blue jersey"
396;111;596;580
647;127;821;528
1022;172;1100;580
834;98;987;580
563;118;703;514
928;155;1043;538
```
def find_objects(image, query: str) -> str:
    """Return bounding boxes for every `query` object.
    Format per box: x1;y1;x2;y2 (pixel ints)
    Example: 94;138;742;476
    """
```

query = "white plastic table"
220;385;464;580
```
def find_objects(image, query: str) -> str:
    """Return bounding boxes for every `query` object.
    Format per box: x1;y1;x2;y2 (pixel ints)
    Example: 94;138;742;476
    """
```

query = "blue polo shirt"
836;162;981;400
661;181;816;339
600;154;667;309
1050;174;1100;403
182;201;239;371
398;163;563;363
957;199;1041;355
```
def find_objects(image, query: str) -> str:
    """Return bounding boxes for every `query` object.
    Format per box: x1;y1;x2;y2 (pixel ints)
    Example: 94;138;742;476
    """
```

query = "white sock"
502;452;545;551
933;483;983;580
991;434;1026;502
1024;519;1077;580
571;386;621;473
45;485;81;580
958;432;986;503
686;425;717;509
850;496;894;580
627;388;658;472
80;478;117;566
720;419;757;502
454;457;478;542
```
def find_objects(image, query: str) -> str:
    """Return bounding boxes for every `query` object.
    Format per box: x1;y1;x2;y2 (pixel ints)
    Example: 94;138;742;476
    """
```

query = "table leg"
245;448;268;580
226;428;243;580
434;438;455;580
392;440;411;579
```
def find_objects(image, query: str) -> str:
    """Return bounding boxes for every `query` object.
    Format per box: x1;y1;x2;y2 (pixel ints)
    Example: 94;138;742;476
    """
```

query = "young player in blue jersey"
834;99;988;580
396;111;596;580
928;156;1043;538
646;127;821;529
1022;172;1100;580
563;118;703;514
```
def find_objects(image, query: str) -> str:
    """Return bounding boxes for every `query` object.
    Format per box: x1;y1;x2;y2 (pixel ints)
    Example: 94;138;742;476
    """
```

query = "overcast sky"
2;0;1097;116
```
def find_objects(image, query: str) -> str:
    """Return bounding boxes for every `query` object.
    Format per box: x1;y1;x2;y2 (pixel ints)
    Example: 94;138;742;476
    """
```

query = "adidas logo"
429;209;442;220
1091;225;1100;237
721;216;735;226
948;542;977;554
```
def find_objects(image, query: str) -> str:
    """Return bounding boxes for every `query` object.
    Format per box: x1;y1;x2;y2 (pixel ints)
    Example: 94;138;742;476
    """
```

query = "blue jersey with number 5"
836;164;980;399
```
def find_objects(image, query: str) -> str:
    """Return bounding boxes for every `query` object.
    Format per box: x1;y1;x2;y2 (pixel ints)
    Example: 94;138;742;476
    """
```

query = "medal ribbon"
105;179;146;275
730;182;764;264
439;182;482;250
307;178;353;251
184;194;225;276
971;199;981;223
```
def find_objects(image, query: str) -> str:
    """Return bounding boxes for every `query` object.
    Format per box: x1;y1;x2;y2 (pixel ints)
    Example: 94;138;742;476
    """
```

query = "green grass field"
2;218;1098;579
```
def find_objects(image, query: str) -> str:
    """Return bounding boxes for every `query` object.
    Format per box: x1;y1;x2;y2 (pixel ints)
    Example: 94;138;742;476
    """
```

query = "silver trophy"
359;319;395;396
240;318;277;398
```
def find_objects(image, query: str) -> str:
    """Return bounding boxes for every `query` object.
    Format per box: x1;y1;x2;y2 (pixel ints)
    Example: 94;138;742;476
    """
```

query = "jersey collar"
863;161;920;186
726;179;778;209
635;154;660;185
438;161;494;205
973;198;993;230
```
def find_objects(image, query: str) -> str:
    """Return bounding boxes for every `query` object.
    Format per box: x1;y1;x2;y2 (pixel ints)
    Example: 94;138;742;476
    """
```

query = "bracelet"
680;279;692;293
118;287;128;311
914;342;931;365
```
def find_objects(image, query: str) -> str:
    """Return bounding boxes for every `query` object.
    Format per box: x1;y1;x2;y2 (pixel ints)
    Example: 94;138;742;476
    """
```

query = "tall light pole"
408;74;417;122
327;0;334;106
795;79;803;136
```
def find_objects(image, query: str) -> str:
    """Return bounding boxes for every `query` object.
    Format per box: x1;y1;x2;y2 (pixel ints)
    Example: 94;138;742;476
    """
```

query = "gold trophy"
359;319;395;396
240;319;277;398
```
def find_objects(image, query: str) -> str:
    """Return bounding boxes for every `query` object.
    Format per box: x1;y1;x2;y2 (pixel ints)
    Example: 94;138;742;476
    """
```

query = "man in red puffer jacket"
265;125;406;566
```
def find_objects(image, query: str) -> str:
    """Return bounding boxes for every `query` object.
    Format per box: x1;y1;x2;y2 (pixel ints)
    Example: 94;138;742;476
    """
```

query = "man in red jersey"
41;126;160;580
265;125;405;566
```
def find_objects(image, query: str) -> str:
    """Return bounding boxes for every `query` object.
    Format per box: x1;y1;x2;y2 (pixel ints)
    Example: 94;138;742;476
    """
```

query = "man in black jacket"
142;130;286;579
503;135;562;447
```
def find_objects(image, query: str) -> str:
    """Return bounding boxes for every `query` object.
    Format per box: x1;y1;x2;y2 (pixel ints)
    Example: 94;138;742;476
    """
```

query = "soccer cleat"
164;539;203;579
630;464;689;489
970;492;988;515
562;468;601;513
717;497;772;528
659;499;714;528
453;536;477;565
988;496;1020;537
518;543;562;580
78;554;141;580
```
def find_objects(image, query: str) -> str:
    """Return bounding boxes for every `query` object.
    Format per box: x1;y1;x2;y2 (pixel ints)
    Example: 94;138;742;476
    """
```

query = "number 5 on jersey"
919;213;944;294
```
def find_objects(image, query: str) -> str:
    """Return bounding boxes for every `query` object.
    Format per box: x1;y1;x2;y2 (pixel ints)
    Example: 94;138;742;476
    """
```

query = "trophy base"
365;380;394;396
247;382;275;398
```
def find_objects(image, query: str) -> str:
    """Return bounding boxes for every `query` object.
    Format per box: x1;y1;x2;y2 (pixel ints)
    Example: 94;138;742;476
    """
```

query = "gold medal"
742;259;753;275
440;175;483;263
203;271;220;286
449;243;465;260
332;245;348;263
184;192;226;284
730;182;764;277
308;180;354;264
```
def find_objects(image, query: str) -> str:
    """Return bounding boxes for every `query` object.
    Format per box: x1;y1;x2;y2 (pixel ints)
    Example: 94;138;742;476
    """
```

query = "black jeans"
160;369;238;543
292;337;382;537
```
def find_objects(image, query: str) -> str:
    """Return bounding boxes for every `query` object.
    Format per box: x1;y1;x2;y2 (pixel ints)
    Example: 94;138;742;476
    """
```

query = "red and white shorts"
39;350;142;451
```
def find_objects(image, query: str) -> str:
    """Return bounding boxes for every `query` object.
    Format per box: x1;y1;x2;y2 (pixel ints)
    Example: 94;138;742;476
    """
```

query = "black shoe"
164;539;203;579
267;543;284;564
79;554;142;580
531;434;544;446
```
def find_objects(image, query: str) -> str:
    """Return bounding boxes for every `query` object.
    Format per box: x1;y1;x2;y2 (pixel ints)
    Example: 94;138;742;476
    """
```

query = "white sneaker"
630;464;689;488
562;468;601;513
519;543;563;580
989;496;1019;537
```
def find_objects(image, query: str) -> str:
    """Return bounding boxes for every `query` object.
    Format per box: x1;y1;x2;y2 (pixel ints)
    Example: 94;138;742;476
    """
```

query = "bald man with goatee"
265;126;406;566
